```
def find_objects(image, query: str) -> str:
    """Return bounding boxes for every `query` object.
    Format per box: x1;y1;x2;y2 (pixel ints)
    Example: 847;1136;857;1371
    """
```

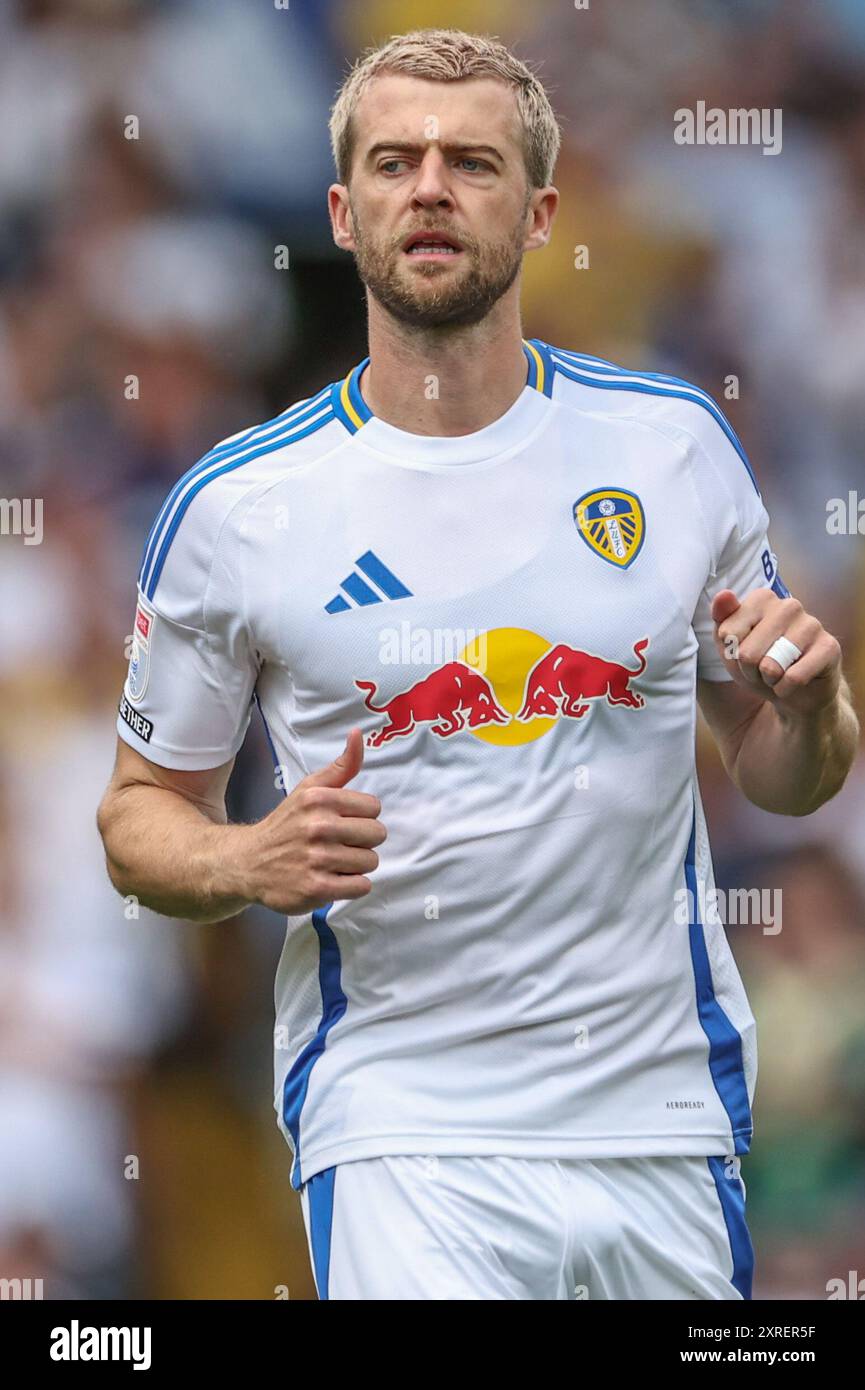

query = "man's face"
335;75;537;329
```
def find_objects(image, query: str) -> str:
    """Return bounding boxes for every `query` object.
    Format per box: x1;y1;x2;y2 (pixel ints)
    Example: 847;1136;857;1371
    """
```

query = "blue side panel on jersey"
685;806;753;1153
283;902;347;1189
255;693;282;787
255;704;347;1194
143;408;334;600
707;1156;754;1300
254;704;347;1194
138;387;332;588
548;352;760;495
306;1166;337;1300
356;550;412;599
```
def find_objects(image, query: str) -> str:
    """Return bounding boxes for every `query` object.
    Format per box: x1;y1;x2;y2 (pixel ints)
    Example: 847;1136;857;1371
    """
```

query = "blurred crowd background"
0;0;863;1301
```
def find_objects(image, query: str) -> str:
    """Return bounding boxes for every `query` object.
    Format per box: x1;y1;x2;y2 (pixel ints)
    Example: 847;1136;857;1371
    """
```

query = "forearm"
97;784;252;923
730;679;859;815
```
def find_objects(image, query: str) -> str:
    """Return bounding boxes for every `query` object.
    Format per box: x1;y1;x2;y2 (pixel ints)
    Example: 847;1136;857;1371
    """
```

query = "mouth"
402;231;464;261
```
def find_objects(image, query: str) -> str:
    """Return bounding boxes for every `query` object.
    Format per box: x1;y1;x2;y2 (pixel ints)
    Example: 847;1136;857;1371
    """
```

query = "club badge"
573;487;645;569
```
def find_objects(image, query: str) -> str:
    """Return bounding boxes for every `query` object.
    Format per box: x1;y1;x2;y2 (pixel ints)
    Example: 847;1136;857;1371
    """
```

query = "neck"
358;291;529;437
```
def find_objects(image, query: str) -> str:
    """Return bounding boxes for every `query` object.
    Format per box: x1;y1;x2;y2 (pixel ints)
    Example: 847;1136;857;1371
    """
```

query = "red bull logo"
517;638;648;721
356;663;510;748
356;629;649;748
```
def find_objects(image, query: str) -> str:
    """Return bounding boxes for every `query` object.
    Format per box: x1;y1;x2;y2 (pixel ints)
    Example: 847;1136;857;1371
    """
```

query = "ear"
524;185;559;252
328;184;356;251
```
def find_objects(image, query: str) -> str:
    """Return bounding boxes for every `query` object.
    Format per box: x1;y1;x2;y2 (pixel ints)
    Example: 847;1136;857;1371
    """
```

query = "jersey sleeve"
682;404;791;682
117;477;259;769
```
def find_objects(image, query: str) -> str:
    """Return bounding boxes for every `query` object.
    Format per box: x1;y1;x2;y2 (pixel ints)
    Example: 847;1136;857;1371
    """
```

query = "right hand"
235;728;386;914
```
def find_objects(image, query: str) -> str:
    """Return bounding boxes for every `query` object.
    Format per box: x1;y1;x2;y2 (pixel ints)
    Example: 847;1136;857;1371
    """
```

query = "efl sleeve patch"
125;596;156;704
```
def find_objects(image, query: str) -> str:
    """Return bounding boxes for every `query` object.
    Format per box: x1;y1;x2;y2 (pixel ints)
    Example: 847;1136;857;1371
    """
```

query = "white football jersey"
118;339;790;1188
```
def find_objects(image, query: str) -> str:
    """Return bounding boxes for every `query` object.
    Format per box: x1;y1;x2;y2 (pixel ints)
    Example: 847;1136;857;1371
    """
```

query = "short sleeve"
682;405;791;683
117;478;259;769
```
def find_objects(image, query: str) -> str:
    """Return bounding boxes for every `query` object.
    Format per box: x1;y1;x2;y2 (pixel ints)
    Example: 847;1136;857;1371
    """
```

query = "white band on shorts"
764;635;802;672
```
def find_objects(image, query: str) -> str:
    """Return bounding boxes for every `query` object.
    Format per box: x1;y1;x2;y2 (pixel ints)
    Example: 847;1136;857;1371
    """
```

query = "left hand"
711;588;843;715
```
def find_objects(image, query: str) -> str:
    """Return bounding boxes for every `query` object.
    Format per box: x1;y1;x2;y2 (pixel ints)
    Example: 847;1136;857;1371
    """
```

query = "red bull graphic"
517;638;648;722
356;663;510;747
356;629;649;748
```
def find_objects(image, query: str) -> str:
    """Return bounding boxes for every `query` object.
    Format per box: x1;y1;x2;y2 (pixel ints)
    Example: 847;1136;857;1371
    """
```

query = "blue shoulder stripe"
138;386;333;591
552;345;741;423
142;400;335;600
547;348;760;494
552;346;623;373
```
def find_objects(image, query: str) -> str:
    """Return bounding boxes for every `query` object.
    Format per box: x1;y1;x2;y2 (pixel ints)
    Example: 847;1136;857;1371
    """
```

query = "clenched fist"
711;588;843;715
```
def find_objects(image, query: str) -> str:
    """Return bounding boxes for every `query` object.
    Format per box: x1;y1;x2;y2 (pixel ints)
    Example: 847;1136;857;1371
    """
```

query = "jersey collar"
331;337;555;437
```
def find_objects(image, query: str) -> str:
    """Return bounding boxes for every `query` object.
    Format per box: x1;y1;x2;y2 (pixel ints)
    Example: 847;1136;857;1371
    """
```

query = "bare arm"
698;675;858;815
697;589;859;816
96;729;386;923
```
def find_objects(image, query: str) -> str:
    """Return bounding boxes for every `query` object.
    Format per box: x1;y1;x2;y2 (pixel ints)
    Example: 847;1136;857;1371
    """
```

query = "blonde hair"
329;27;562;192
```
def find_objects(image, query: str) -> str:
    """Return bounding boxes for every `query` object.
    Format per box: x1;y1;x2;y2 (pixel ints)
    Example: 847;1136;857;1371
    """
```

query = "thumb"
305;727;365;790
711;589;741;626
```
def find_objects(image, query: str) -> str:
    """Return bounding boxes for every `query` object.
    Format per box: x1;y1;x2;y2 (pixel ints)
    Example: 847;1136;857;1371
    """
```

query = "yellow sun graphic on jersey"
460;628;555;745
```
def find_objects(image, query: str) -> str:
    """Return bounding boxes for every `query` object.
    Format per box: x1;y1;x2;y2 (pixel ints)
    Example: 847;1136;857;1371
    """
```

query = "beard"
350;199;528;329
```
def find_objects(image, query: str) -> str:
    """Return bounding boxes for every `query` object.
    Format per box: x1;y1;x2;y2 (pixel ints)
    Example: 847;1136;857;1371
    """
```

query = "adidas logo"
325;550;412;613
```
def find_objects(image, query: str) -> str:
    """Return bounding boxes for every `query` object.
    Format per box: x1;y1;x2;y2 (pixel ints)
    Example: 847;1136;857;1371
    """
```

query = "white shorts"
299;1152;753;1301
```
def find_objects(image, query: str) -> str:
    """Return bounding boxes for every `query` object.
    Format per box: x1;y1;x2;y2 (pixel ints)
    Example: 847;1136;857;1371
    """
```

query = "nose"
410;149;455;210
